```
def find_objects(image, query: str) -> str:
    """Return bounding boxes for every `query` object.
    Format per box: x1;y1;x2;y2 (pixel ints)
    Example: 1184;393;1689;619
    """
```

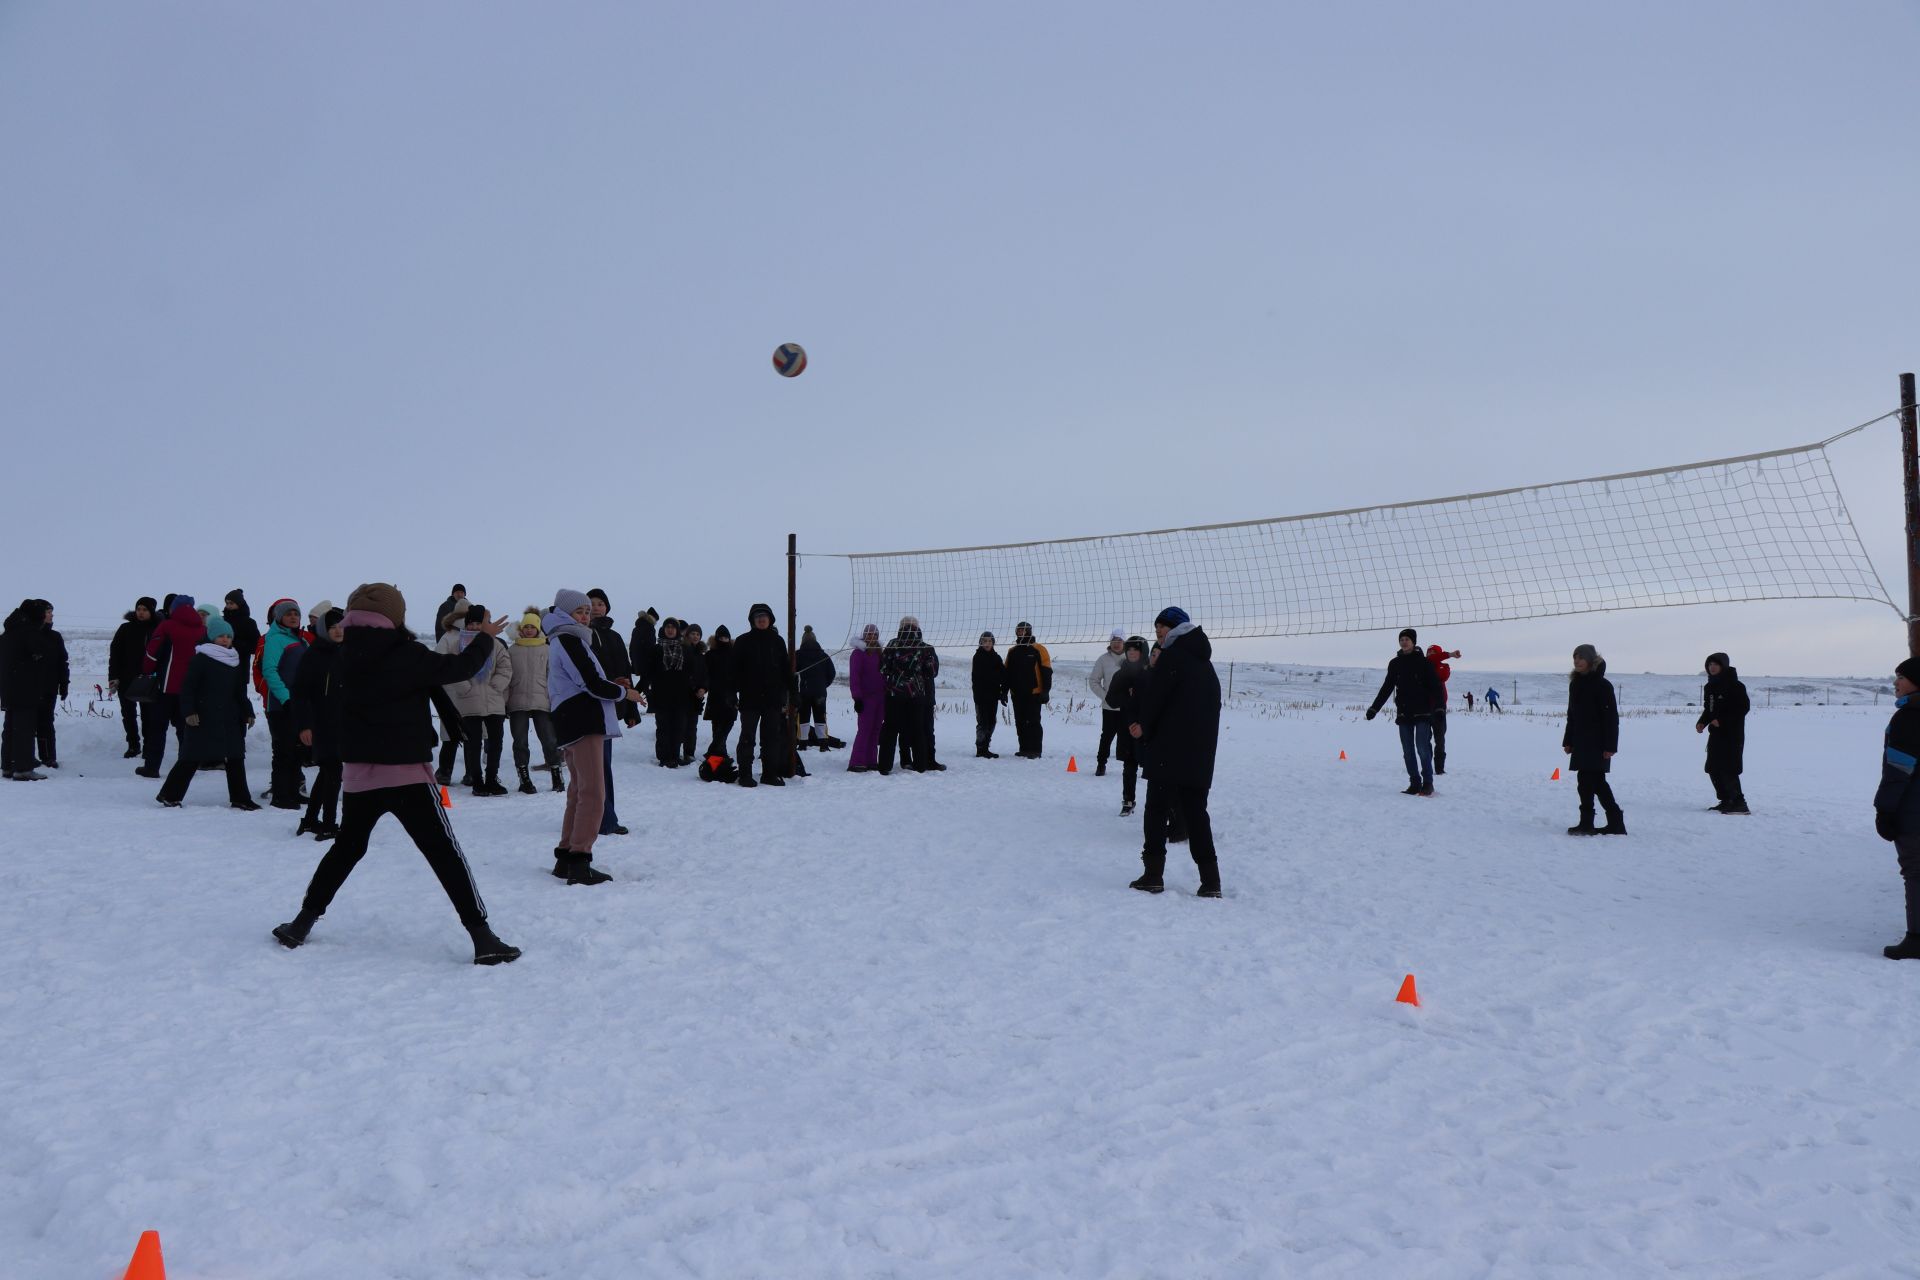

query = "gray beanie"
553;588;590;615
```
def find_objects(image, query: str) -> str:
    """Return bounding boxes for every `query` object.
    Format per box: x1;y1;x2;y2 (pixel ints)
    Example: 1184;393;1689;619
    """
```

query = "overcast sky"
3;1;1916;675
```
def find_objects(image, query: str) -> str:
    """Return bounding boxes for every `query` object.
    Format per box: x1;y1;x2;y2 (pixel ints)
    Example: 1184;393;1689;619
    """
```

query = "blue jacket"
1875;697;1920;818
261;621;307;711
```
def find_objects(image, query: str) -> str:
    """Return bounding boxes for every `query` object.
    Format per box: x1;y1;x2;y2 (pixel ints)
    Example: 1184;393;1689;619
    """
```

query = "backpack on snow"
697;752;739;783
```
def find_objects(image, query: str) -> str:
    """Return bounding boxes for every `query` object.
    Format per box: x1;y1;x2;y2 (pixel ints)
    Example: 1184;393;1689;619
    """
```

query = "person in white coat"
436;603;514;796
1089;628;1128;777
506;608;563;794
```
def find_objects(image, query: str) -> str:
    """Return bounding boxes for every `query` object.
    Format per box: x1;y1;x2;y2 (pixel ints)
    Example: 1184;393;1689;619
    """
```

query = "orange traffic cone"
440;786;453;808
1550;767;1561;781
1395;974;1420;1008
1338;750;1347;761
123;1230;165;1280
1066;756;1078;773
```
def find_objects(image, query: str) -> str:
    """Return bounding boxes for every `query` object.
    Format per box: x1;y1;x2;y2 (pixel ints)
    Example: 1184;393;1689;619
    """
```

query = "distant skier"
1464;690;1475;712
1697;652;1750;814
1873;656;1920;960
1365;628;1445;796
1486;686;1502;714
1425;643;1462;774
1564;644;1624;836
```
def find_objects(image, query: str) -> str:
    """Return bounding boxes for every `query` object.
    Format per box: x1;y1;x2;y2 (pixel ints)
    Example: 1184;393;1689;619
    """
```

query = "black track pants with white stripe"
298;782;488;928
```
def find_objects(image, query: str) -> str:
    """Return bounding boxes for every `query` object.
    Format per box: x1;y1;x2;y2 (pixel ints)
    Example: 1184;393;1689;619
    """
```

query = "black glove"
1365;708;1377;721
1877;810;1899;842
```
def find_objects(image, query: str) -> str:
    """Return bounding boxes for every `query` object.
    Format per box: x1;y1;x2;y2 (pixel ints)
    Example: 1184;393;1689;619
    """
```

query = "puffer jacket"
437;626;514;718
507;626;550;713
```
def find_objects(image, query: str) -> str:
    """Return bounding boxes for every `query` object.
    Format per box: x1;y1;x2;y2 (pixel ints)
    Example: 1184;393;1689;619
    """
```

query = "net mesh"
831;443;1895;648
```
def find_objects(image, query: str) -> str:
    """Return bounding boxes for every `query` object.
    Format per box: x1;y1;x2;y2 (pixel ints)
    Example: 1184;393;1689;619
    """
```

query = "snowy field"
5;639;1918;1278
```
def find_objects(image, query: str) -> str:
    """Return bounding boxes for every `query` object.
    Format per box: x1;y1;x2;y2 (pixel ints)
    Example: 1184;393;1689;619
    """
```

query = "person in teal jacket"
262;597;309;810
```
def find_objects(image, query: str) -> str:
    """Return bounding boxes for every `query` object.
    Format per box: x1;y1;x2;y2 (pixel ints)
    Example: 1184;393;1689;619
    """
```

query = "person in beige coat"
436;603;514;796
506;608;563;794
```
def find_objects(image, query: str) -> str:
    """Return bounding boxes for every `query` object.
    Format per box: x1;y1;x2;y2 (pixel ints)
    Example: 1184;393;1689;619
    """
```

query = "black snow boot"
1129;875;1165;894
1095;761;1107;777
468;924;522;965
760;773;785;786
124;744;141;759
1568;815;1598;836
1402;783;1422;796
564;855;613;886
1719;797;1750;815
1885;936;1920;960
550;764;565;793
517;766;536;795
273;910;319;949
1599;811;1628;836
738;773;758;788
550;846;571;879
1119;801;1135;817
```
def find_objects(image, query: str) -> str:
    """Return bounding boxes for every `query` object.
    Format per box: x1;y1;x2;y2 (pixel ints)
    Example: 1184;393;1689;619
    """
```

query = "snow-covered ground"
5;637;1918;1277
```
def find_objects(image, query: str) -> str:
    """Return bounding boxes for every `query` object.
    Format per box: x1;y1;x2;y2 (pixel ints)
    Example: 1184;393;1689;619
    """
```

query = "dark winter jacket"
1005;641;1052;703
1698;654;1749;776
733;621;792;711
1875;697;1920;829
224;604;260;689
651;631;697;703
797;632;836;701
628;614;658;689
1107;658;1150;764
1131;624;1222;790
0;603;53;706
703;639;737;718
971;649;1007;704
337;623;492;766
109;611;157;686
145;602;209;695
589;613;639;727
881;627;937;699
1367;648;1445;723
290;635;345;765
178;645;252;762
41;626;69;702
1563;661;1620;773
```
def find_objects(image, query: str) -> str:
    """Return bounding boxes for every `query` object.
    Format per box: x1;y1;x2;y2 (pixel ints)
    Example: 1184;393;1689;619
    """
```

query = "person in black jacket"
1107;636;1150;816
155;617;259;808
1874;656;1920;959
1365;627;1445;796
703;625;737;759
32;602;70;770
1004;622;1053;758
223;590;261;686
732;603;791;787
293;608;346;839
1;599;53;781
971;631;1007;758
650;618;695;766
795;625;842;751
1697;652;1750;814
587;588;637;834
110;598;160;758
272;583;521;966
628;607;659;691
1127;608;1222;897
432;584;467;641
681;623;709;764
1564;643;1625;836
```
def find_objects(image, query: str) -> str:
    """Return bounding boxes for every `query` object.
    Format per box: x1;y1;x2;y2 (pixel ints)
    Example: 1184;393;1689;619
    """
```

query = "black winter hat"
465;604;487;626
1898;657;1920;687
1399;628;1418;643
713;625;731;640
588;588;610;608
226;589;246;605
749;603;775;623
321;608;344;631
136;596;157;611
979;631;995;643
452;583;466;593
1125;635;1148;654
1705;652;1732;673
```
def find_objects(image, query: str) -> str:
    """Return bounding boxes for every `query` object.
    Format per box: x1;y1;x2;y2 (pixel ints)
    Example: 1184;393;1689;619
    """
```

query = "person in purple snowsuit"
848;623;885;772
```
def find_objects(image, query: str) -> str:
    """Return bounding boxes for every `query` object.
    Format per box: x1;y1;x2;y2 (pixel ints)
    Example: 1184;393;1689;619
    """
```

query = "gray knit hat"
553;588;590;615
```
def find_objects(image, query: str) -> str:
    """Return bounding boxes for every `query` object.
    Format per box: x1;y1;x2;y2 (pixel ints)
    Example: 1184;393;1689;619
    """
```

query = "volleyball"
772;343;807;377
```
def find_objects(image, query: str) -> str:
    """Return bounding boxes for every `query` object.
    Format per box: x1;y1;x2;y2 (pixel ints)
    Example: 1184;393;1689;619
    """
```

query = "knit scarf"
195;642;240;667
